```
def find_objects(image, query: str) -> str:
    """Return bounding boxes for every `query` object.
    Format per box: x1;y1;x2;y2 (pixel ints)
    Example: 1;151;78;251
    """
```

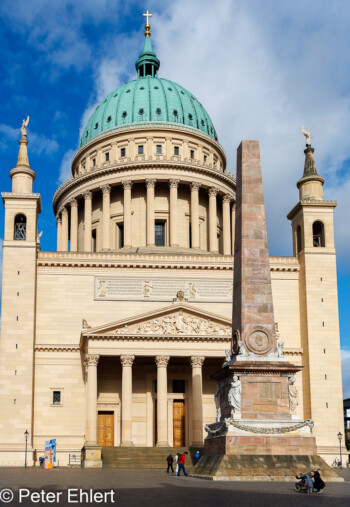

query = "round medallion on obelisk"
245;326;273;355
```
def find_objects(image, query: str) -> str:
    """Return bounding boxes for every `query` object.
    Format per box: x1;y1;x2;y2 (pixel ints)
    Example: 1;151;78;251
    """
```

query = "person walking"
312;469;324;493
177;451;188;476
166;454;174;473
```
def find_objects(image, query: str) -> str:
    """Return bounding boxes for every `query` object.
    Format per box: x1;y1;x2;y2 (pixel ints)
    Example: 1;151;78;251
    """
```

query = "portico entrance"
173;400;185;447
98;411;114;446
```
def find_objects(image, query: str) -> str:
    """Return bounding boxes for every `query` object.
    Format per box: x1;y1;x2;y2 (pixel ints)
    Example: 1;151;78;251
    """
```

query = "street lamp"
337;431;343;469
24;430;29;468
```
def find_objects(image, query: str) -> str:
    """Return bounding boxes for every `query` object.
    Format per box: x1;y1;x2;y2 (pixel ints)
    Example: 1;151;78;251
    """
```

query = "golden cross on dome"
143;10;152;24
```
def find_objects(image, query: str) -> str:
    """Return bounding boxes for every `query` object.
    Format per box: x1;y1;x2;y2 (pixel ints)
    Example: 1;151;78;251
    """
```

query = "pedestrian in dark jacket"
176;451;188;476
166;454;174;473
312;469;324;493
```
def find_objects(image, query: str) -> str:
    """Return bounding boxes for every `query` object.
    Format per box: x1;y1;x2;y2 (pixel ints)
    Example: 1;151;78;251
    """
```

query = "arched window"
313;221;325;247
296;225;302;254
14;214;26;241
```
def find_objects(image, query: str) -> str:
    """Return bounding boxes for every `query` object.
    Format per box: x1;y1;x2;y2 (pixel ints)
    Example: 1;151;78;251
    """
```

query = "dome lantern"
135;11;160;77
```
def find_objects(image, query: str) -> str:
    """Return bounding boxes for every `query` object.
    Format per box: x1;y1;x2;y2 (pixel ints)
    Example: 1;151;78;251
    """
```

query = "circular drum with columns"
53;28;235;255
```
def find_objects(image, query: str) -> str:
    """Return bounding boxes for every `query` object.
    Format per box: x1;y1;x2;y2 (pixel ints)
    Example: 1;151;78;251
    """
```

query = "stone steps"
102;446;203;469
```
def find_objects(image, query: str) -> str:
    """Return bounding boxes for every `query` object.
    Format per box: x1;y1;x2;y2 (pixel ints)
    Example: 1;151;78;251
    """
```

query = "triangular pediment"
83;304;232;337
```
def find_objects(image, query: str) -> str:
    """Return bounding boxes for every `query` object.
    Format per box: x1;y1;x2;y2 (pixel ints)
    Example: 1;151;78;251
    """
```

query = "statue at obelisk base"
192;141;332;481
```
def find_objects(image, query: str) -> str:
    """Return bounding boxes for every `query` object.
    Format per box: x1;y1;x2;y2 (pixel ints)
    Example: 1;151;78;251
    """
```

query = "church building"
0;16;344;467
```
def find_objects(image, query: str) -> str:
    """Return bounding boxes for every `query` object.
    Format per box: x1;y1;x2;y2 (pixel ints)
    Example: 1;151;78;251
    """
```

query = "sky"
0;0;349;397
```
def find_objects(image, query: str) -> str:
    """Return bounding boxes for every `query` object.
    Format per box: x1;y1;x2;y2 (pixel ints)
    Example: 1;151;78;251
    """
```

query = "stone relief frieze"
95;277;233;302
114;312;231;336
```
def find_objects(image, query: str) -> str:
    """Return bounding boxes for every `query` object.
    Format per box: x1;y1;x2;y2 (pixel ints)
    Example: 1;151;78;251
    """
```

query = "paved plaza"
0;469;349;507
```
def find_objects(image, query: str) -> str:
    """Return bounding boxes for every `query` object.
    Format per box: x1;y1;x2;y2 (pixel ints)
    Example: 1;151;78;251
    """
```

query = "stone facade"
0;37;344;468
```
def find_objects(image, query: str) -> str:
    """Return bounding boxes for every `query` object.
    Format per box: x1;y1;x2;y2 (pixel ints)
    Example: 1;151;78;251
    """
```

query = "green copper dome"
79;35;218;148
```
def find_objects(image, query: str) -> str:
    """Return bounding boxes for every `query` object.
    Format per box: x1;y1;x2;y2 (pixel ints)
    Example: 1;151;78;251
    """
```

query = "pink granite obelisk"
232;141;277;356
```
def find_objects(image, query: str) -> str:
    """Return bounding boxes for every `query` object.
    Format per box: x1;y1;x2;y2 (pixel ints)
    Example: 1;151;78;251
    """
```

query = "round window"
107;116;112;123
122;111;127;118
139;108;145;115
188;114;193;121
156;108;162;115
173;109;178;116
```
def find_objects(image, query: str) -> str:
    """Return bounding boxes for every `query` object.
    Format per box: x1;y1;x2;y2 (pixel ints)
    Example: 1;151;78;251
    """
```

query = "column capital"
83;190;92;200
146;178;156;188
84;354;100;367
120;354;135;367
223;194;233;203
69;198;78;207
190;356;205;368
190;182;201;192
155;355;170;368
100;184;111;194
60;206;68;216
208;187;218;197
122;180;133;190
56;215;62;223
169;179;180;188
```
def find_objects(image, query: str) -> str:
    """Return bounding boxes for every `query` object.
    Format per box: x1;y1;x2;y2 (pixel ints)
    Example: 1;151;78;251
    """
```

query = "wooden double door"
173;400;185;447
97;411;114;446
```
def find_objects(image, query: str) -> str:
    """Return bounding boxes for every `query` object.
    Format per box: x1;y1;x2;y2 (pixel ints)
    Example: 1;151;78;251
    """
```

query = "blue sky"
0;0;349;395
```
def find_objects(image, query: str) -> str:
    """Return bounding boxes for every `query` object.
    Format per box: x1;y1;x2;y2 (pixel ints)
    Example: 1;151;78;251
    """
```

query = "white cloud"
148;0;350;261
341;349;350;399
0;123;58;155
58;149;75;184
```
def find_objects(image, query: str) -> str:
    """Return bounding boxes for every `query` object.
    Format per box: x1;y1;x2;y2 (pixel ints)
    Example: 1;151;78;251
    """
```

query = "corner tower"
287;131;343;461
0;118;41;466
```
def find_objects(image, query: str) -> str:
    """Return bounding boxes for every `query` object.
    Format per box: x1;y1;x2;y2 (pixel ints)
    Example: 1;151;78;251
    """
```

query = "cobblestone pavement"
0;469;349;507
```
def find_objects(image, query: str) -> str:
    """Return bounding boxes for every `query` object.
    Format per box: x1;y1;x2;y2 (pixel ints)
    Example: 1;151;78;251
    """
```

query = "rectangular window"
121;147;126;157
174;146;179;156
204;155;207;163
190;149;195;159
156;144;162;154
105;152;110;162
53;391;61;405
155;222;165;247
189;224;192;248
138;145;144;155
92;230;97;252
92;158;96;167
118;223;124;248
172;380;185;393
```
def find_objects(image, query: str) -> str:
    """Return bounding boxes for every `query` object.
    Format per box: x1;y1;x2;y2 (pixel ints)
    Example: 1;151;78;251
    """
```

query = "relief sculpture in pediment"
114;313;231;336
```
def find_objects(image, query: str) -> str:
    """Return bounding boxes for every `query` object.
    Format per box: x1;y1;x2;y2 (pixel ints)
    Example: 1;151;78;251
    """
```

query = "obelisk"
232;140;277;357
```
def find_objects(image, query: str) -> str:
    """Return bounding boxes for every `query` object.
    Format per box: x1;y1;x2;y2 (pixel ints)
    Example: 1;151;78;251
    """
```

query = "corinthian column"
146;179;156;246
222;194;232;255
120;355;135;446
100;184;111;251
122;180;133;248
208;187;218;253
70;198;78;252
190;356;205;445
169;179;179;247
190;182;201;249
155;355;170;446
85;354;100;445
56;215;62;251
61;207;69;252
83;190;92;252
